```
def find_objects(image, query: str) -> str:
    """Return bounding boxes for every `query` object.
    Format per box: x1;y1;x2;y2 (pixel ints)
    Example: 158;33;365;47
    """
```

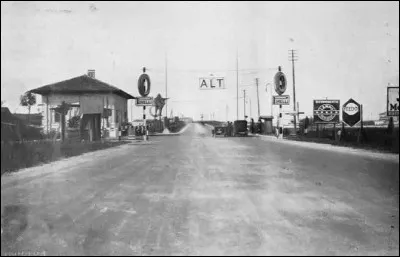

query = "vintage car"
233;120;248;137
213;126;227;137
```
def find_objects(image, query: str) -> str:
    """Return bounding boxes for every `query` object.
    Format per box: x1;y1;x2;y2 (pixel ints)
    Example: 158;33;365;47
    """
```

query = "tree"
20;92;36;123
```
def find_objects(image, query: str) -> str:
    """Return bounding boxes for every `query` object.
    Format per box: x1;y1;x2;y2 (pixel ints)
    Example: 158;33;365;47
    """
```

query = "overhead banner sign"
387;87;399;116
199;77;225;90
136;97;154;106
273;95;290;105
342;98;361;127
313;99;340;123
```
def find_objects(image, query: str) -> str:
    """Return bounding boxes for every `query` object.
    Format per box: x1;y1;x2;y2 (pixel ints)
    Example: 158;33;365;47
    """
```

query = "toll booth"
259;115;274;135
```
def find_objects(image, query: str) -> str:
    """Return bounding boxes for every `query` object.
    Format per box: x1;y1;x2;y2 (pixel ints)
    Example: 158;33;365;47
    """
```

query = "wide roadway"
1;123;399;255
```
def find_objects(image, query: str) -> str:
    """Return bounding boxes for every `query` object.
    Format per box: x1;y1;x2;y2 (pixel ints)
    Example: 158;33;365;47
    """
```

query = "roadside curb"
254;133;399;162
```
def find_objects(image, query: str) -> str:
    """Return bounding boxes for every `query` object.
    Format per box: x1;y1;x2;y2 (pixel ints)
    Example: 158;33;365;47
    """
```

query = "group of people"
134;124;148;136
225;121;234;137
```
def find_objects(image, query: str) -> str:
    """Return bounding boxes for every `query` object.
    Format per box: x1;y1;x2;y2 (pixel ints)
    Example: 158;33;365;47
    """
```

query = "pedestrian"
304;116;310;136
250;118;255;134
337;129;342;141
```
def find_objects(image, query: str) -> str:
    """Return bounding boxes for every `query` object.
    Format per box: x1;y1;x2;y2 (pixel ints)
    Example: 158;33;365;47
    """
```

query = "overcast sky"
1;1;399;121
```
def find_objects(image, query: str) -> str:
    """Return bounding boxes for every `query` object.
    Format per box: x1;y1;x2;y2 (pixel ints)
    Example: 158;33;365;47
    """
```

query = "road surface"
1;123;399;256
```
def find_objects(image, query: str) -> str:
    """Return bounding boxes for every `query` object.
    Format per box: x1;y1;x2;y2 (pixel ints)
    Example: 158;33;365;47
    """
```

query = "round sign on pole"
342;98;361;127
138;73;151;97
274;71;287;95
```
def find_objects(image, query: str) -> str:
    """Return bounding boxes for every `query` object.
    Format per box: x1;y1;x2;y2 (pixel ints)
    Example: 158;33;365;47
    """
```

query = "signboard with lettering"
387;87;399;116
342;98;361;127
313;99;340;123
199;77;225;90
136;97;154;106
273;95;290;105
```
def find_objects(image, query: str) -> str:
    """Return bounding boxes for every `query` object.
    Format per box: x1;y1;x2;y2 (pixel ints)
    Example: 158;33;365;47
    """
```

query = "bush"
1;140;128;175
296;126;399;153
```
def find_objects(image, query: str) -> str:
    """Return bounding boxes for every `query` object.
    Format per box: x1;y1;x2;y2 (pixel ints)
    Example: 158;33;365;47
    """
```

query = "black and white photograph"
1;1;399;256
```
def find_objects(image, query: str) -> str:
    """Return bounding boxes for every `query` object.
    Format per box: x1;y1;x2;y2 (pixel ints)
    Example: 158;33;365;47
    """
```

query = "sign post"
342;98;361;127
313;99;340;124
274;66;287;139
273;95;290;105
357;104;364;143
387;87;399;116
138;67;151;141
313;99;340;139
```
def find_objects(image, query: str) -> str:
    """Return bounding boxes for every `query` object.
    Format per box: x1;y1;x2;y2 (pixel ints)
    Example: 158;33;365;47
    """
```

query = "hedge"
1;140;128;175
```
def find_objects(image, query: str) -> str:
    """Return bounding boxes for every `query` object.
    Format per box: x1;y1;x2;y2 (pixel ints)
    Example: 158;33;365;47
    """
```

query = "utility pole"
256;78;260;118
249;98;252;118
236;49;239;121
165;52;168;118
289;49;298;134
243;89;246;119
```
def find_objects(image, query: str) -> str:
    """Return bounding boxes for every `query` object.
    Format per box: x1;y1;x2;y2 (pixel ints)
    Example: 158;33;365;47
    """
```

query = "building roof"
29;75;136;99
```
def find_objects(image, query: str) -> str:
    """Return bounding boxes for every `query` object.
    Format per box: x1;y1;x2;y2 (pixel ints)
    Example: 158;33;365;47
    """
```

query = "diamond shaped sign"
342;98;361;127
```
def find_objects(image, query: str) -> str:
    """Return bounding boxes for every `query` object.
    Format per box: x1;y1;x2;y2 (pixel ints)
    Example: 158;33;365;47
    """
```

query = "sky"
1;1;399;122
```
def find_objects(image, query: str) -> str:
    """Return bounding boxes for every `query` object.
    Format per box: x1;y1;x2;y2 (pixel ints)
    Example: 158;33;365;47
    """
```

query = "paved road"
1;123;399;256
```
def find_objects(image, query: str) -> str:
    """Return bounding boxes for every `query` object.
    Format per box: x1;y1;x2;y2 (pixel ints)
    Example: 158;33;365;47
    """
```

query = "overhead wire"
144;67;277;74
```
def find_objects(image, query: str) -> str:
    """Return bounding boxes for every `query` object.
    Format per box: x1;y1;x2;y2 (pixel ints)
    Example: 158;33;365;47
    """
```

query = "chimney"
87;69;95;78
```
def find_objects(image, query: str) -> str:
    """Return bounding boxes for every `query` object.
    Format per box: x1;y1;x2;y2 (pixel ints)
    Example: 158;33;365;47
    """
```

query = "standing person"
337;128;342;141
250;118;255;134
304;116;310;136
276;119;280;138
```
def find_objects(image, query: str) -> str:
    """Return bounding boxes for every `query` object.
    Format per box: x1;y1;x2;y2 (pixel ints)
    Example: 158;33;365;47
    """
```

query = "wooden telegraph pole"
165;53;168;118
243;89;246;119
256;78;260;118
289;49;298;134
236;49;239;121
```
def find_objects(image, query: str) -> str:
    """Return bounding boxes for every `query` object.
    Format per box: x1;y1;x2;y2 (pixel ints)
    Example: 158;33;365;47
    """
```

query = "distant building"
375;111;399;126
29;70;136;141
180;117;193;123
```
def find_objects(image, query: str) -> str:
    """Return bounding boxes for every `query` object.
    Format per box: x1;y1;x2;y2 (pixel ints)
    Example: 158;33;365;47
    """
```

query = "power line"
144;67;276;74
243;89;246;119
256;78;260;118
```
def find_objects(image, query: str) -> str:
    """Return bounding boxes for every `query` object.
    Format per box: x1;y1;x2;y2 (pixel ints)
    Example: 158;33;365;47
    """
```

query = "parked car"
233;120;248;137
213;126;227;137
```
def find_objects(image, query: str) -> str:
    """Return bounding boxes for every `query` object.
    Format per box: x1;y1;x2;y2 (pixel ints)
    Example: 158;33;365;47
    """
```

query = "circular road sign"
138;73;151;97
274;71;287;95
